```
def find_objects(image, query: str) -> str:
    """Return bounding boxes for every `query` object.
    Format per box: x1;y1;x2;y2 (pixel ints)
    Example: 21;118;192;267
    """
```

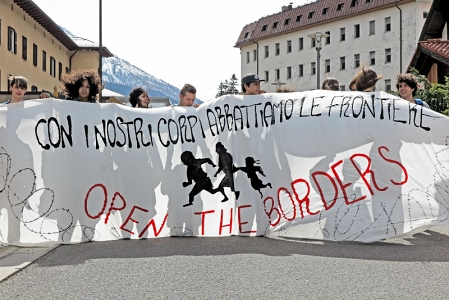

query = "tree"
215;74;240;98
410;68;449;115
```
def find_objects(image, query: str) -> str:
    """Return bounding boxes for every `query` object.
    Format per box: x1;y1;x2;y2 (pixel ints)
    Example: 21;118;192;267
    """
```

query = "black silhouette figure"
214;142;240;202
180;151;222;207
237;157;272;198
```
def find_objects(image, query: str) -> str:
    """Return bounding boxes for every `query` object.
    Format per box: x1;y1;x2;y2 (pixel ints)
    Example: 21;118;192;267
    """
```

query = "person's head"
396;73;418;101
322;78;340;91
241;73;265;95
61;69;103;102
39;92;51;99
352;65;383;92
129;87;150;108
348;78;357;91
259;90;266;94
215;142;226;153
9;76;28;102
181;151;194;166
275;85;295;93
179;84;196;106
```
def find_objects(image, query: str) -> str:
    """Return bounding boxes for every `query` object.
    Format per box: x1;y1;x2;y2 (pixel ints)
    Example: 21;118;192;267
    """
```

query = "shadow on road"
33;226;449;267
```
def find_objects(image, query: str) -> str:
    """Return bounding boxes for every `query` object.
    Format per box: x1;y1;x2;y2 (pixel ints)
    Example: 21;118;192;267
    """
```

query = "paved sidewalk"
0;245;58;282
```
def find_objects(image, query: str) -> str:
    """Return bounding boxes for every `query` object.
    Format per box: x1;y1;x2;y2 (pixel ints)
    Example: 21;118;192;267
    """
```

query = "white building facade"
235;0;433;92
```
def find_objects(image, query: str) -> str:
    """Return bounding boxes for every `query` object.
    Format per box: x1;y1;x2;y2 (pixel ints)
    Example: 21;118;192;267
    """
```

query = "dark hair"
129;87;147;107
180;84;196;96
9;76;28;89
396;73;418;96
61;69;103;102
322;78;340;91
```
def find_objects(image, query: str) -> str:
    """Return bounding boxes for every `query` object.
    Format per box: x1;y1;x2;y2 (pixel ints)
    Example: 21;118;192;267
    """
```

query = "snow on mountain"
61;27;183;104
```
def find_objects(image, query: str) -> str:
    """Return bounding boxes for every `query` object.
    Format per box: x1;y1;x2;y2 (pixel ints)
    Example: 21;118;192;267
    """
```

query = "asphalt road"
1;227;449;299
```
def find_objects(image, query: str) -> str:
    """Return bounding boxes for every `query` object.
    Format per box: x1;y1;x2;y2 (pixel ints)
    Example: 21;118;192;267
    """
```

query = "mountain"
61;27;183;105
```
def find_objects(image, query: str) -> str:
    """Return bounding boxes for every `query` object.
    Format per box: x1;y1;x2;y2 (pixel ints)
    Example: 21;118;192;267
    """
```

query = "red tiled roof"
14;0;78;50
419;40;449;61
235;0;413;48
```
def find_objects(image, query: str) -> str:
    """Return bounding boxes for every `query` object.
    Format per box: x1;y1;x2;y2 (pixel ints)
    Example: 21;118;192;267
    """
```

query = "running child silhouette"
180;151;225;207
236;157;272;198
214;142;240;202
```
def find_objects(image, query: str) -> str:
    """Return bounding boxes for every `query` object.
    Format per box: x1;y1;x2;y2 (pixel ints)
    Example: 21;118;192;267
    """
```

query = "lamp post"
307;32;329;89
98;0;103;101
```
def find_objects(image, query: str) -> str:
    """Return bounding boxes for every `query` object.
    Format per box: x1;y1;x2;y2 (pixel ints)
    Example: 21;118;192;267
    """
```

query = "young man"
178;83;199;107
3;76;28;104
241;73;265;95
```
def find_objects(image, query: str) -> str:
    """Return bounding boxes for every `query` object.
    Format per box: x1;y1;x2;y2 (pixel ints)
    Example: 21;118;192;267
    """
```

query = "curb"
0;245;59;282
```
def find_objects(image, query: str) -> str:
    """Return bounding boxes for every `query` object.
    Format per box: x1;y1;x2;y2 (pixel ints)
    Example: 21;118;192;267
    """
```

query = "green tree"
410;68;449;115
216;74;240;97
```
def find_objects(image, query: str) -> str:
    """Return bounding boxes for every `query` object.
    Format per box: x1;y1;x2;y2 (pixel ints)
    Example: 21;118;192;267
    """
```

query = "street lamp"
307;32;329;89
98;0;103;101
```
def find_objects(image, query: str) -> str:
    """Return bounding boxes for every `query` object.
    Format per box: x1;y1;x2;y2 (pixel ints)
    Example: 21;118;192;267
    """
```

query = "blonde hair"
351;65;383;91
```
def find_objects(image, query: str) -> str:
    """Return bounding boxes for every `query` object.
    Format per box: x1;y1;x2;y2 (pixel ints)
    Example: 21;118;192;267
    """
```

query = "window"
287;40;292;53
42;50;47;72
299;64;304;77
354;54;360;68
322;8;329;15
265;71;269;82
253;49;257;61
385;79;391;92
264;45;269;58
325;59;330;73
287;66;292;79
275;43;280;55
423;11;428;18
340;85;346;91
337;3;344;11
308;11;315;19
273;22;278;29
369;20;375;35
311;62;316;75
325;31;330;44
340;56;346;70
385;17;391;32
31;85;38;92
262;25;268;31
246;52;250;63
340;28;345;41
22;36;27;60
385;48;391;63
244;32;249;39
50;56;56;77
275;69;280;81
8;26;17;54
284;18;290;26
299;37;303;50
351;0;358;7
366;0;372;3
296;15;302;22
354;24;360;38
370;51;375;65
65;67;69;74
311;38;316;48
0;20;2;45
59;62;63;80
33;44;38;66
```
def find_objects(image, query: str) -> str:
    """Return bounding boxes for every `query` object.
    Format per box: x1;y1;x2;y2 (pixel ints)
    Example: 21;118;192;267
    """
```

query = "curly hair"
322;78;340;91
396;73;418;97
61;69;103;102
128;87;147;107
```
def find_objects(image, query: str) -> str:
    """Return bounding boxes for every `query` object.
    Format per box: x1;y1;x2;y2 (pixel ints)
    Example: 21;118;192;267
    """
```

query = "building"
0;0;112;99
409;0;449;84
234;0;432;93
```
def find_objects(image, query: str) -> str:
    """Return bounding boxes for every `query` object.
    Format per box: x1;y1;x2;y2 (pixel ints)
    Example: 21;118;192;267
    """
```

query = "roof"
235;0;414;48
419;0;449;41
409;39;449;72
72;37;113;57
13;0;78;50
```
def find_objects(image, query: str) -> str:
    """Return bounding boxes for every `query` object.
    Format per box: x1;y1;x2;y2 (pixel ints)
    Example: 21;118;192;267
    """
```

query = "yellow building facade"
0;0;111;98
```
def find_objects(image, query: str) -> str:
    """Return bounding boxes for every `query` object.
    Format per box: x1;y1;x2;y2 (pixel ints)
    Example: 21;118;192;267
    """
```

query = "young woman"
61;69;103;103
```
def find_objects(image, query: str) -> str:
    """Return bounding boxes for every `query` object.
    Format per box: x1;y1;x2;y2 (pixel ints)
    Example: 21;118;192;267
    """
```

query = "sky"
32;0;310;101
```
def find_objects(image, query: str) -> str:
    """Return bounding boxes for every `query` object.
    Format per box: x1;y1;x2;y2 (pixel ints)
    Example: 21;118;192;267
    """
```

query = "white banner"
1;91;449;245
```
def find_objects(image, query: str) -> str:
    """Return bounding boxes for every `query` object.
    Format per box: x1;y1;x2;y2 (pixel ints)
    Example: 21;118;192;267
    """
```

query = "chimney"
282;2;293;12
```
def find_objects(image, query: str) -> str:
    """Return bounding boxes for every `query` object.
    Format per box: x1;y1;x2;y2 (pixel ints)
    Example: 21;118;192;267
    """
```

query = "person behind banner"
129;87;152;108
241;73;265;95
351;65;382;92
322;77;340;91
396;73;430;109
178;84;199;108
2;76;28;104
275;85;295;93
61;69;103;103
